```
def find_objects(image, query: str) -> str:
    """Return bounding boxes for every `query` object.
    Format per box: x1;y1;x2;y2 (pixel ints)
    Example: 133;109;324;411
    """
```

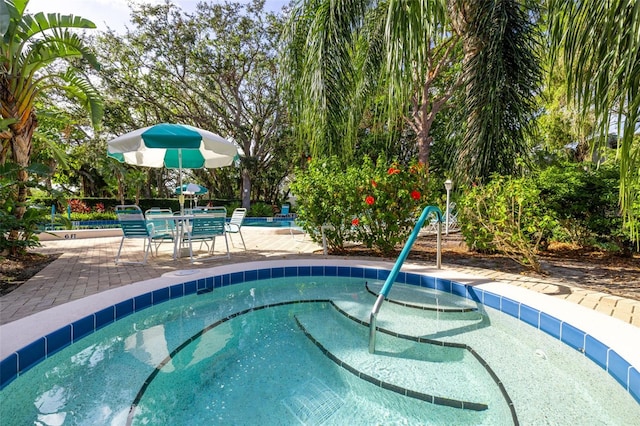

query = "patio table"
171;214;194;259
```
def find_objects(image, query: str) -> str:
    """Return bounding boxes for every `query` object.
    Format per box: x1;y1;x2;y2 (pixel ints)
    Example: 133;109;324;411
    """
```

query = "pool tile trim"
1;260;638;406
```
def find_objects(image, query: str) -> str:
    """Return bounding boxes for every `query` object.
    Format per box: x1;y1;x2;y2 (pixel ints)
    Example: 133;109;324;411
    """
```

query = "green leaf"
0;117;17;130
0;1;9;36
60;68;104;128
18;12;96;37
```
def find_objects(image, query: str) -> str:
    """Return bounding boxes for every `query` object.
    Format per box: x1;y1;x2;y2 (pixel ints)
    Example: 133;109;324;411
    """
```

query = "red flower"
411;190;421;200
352;218;359;226
365;195;375;205
387;167;400;175
371;180;377;188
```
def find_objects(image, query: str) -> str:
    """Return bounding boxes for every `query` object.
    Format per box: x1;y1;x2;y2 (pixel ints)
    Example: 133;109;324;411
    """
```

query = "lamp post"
444;179;453;235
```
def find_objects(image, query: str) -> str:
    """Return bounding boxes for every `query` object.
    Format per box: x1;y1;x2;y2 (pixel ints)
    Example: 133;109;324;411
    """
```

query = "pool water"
1;276;638;425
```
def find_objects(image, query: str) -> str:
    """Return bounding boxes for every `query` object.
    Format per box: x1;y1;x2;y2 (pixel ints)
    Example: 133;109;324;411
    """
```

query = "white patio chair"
225;208;247;250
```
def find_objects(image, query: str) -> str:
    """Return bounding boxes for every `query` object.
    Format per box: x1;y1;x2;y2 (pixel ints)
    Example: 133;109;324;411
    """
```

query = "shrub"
0;163;46;254
290;157;359;252
458;176;557;272
68;199;91;214
291;156;433;255
351;158;429;255
248;202;273;217
535;162;633;254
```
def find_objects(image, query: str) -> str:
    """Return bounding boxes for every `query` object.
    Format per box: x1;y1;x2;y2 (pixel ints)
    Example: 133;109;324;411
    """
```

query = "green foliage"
95;1;293;208
351;159;431;255
290;157;359;252
535;161;634;253
0;162;53;254
247;202;273;217
549;0;640;243
68;212;117;221
291;156;433;255
458;176;557;272
0;203;46;253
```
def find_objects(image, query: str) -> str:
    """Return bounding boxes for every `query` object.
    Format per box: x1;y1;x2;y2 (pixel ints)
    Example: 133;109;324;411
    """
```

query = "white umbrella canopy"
107;123;239;169
107;123;239;213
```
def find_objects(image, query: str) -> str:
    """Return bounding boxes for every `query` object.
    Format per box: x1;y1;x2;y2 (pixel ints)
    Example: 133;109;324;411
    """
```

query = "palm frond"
549;0;640;242
455;0;542;182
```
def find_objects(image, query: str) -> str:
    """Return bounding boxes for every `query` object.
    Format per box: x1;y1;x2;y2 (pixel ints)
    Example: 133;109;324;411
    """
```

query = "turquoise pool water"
1;275;638;425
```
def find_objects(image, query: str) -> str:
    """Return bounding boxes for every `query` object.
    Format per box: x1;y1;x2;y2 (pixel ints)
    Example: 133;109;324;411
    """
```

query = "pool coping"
1;258;639;402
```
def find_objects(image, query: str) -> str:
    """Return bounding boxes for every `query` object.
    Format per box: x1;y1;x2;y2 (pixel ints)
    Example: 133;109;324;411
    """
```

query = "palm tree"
281;0;541;182
0;0;103;225
449;0;541;182
549;0;640;241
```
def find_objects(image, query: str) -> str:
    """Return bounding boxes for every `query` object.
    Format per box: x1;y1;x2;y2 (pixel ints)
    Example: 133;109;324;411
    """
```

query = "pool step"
294;305;493;411
365;281;478;312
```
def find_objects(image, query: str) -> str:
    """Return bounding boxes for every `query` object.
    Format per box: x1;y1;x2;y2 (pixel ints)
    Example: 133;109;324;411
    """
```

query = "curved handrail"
368;205;444;353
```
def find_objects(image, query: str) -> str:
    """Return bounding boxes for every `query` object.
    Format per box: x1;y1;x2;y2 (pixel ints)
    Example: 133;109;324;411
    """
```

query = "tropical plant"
450;0;542;182
0;161;52;253
535;161;634;254
290;157;361;252
549;0;640;243
281;0;541;183
0;0;102;251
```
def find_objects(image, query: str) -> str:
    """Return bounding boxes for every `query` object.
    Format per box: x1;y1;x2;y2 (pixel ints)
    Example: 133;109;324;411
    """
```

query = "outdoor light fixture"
444;179;453;235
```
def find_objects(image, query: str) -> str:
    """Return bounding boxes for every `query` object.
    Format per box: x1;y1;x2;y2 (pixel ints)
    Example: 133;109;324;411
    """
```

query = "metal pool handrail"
368;205;444;353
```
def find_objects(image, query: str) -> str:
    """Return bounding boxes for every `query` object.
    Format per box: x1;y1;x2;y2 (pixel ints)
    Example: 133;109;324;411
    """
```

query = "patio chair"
144;208;176;255
425;202;459;234
185;207;230;263
275;204;295;219
225;208;247;250
115;205;171;265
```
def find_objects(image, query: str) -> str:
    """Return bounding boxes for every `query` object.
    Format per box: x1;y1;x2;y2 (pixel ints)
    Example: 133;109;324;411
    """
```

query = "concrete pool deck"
1;226;639;329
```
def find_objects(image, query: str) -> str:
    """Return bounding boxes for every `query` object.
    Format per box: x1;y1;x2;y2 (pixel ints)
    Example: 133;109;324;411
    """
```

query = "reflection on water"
125;325;174;372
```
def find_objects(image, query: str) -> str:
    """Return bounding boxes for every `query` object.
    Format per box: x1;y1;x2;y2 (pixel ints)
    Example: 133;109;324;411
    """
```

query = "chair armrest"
225;223;240;232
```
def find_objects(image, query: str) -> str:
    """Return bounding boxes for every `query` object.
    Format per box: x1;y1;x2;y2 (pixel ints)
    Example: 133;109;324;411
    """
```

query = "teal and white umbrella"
175;183;208;195
175;183;209;207
107;123;239;212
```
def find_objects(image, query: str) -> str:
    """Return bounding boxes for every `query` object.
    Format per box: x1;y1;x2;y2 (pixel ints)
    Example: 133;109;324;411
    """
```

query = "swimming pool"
1;260;639;424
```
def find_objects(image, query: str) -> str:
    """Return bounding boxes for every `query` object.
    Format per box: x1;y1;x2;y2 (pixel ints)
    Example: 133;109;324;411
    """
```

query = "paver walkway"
1;228;638;327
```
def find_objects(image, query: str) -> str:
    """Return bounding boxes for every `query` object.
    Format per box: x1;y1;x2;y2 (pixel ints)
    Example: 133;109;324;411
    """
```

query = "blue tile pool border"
0;264;638;405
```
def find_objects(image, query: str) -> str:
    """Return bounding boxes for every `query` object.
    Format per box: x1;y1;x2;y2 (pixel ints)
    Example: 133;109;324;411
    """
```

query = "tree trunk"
242;168;251;209
10;115;36;221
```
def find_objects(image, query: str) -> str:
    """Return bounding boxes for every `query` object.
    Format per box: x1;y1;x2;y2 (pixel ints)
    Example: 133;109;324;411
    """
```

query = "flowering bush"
350;157;430;254
69;199;91;214
291;156;438;255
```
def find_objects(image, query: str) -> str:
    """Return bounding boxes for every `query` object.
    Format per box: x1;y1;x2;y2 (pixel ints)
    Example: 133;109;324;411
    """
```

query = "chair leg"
223;233;230;258
188;234;195;263
142;237;151;264
238;230;246;250
115;237;125;264
115;237;151;265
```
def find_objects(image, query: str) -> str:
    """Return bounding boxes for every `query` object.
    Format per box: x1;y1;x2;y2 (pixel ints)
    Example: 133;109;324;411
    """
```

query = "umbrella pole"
179;150;184;215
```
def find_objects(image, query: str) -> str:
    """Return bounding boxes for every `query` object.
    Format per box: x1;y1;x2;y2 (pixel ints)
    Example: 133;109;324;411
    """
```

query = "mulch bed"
0;253;61;296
